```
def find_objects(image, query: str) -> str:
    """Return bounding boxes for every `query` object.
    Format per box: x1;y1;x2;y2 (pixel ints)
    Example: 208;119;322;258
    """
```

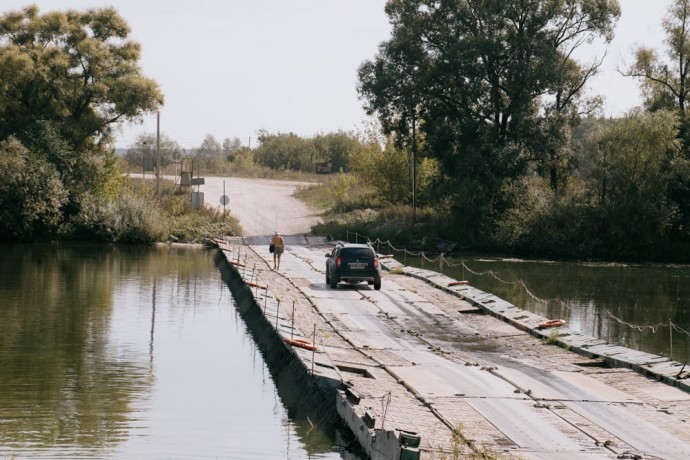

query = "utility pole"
156;111;160;201
411;109;417;220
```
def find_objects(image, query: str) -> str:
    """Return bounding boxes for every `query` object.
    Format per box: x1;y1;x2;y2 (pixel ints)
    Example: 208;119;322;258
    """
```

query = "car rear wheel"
374;281;381;290
330;276;338;289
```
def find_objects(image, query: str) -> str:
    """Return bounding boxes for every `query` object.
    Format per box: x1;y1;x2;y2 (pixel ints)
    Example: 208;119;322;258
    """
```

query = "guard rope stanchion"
604;310;690;361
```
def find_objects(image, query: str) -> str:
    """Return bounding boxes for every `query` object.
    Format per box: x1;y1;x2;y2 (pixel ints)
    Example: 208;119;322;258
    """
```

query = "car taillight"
336;257;341;268
374;257;379;269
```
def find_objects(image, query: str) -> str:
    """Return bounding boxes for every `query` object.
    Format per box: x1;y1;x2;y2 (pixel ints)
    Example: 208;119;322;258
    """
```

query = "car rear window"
341;248;374;260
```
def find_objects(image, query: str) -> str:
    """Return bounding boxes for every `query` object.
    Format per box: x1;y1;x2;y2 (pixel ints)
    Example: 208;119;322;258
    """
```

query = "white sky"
1;1;672;149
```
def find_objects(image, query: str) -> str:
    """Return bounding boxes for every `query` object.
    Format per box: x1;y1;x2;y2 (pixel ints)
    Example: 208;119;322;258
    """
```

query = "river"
0;243;357;460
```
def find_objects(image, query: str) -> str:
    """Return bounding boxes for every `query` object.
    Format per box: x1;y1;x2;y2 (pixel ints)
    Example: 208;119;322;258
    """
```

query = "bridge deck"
215;237;690;460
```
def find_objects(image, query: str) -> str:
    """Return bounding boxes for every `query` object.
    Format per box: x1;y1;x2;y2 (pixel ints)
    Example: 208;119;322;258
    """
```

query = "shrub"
169;212;238;242
0;138;68;241
70;193;168;243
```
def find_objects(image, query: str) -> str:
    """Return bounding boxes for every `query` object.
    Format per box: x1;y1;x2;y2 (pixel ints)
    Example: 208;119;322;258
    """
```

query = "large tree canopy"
0;5;163;241
0;5;163;150
359;0;620;206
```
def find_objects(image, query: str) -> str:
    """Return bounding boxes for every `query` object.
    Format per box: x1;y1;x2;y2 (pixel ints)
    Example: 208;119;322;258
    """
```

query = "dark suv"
325;243;381;290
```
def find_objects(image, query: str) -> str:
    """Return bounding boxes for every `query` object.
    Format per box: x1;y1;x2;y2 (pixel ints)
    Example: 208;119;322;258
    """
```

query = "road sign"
220;195;230;206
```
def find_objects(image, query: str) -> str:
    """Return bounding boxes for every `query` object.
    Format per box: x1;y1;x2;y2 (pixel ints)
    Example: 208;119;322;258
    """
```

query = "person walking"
271;232;285;269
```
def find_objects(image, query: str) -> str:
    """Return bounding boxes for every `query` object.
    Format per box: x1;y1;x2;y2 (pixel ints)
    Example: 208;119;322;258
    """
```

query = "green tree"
254;131;318;172
0;138;68;241
624;0;690;116
350;136;439;205
252;131;360;173
350;141;410;204
535;54;607;194
311;131;359;172
588;110;689;254
195;134;222;168
222;137;242;160
0;5;163;150
357;19;425;157
0;5;162;241
359;0;620;225
125;133;183;171
228;146;254;172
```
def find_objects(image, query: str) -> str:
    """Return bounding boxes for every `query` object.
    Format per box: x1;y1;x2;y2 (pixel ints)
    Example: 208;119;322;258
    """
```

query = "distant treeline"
184;114;690;262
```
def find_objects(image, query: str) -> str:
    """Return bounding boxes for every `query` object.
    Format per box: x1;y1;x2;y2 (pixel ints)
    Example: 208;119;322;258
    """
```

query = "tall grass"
66;177;240;243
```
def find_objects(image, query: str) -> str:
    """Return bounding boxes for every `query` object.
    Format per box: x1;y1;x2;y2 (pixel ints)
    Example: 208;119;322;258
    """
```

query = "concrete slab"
633;380;690;402
482;321;529;338
644;361;686;376
337;330;420;351
584;344;631;356
394;362;521;399
365;348;417;367
468;398;587;454
498;367;641;403
309;290;368;303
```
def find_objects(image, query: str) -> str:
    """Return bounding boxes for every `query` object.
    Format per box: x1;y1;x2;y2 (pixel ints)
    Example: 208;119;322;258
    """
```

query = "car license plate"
349;262;366;270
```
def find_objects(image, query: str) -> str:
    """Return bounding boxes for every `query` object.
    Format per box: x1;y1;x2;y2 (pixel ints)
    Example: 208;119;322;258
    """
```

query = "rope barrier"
421;251;440;263
604;310;671;333
604;310;690;340
672;322;690;337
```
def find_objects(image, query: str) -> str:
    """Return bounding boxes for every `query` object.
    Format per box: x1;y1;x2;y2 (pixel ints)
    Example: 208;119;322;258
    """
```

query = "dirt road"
198;176;321;237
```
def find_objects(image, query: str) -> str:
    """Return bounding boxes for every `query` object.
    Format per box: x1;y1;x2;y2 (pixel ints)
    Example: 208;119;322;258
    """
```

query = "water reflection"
0;243;150;455
0;243;353;459
410;256;690;364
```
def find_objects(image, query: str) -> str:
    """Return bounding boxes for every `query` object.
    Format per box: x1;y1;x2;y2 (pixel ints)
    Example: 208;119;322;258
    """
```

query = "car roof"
335;242;372;249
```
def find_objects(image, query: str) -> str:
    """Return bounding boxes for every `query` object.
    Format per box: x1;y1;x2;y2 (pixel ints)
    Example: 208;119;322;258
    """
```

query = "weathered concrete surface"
215;237;690;460
388;258;690;393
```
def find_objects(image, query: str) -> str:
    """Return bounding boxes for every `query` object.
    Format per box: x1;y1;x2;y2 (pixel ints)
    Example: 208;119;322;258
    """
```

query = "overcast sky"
1;1;672;149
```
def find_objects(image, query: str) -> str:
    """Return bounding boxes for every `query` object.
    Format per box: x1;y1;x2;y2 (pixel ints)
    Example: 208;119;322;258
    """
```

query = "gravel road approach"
197;176;321;237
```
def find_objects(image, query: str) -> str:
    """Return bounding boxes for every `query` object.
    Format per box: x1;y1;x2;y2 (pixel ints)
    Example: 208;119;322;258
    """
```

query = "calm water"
0;243;353;460
400;255;690;364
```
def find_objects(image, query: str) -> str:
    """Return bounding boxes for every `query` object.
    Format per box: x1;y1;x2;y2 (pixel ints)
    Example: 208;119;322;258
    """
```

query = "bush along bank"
309;202;690;264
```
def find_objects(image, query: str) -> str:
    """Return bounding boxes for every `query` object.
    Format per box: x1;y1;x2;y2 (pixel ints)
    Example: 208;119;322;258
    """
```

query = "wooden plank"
584;344;629;356
641;362;681;377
